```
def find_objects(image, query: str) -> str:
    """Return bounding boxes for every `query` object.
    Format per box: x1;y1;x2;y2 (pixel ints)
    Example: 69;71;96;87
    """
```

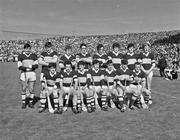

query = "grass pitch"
0;63;180;140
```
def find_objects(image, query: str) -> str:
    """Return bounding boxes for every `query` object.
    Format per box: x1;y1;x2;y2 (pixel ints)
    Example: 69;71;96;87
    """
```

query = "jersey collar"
143;52;149;56
133;69;141;75
23;52;32;57
49;71;57;77
92;68;99;73
65;54;72;59
78;69;86;74
120;66;128;72
81;52;88;56
105;68;114;74
127;52;134;56
113;51;120;56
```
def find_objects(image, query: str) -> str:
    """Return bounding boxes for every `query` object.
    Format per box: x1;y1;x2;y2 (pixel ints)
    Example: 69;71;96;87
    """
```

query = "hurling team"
17;41;155;114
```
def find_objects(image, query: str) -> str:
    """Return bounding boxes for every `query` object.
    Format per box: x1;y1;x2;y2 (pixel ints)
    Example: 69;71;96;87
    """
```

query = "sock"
39;92;46;109
90;96;95;108
29;92;34;103
101;95;107;107
130;95;137;107
54;97;59;110
77;98;82;109
118;95;124;107
86;97;91;108
21;92;26;104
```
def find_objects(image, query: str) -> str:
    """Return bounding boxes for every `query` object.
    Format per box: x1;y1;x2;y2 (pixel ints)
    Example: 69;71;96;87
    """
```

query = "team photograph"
0;0;180;140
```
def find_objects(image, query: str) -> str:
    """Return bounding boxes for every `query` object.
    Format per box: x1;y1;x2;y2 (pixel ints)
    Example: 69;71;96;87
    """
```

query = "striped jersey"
76;52;91;69
61;70;77;87
131;70;146;85
60;54;76;64
43;71;61;87
123;52;139;70
104;68;116;86
139;52;155;70
76;69;88;86
40;51;58;73
107;51;123;70
93;53;108;68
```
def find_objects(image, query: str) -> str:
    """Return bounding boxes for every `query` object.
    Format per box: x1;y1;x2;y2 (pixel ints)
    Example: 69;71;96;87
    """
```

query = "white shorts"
89;86;102;93
62;87;75;95
20;72;36;82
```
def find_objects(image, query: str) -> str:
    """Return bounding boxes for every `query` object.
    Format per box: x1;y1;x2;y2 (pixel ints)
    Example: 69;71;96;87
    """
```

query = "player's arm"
38;55;49;66
73;73;78;90
86;71;92;88
49;54;58;63
17;55;26;72
31;54;39;70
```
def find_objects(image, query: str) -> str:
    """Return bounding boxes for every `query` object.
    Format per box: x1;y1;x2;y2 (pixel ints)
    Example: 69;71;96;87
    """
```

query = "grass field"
0;63;180;140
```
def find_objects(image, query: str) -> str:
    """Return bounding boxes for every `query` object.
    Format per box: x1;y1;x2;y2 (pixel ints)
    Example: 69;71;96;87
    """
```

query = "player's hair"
24;43;31;49
65;45;72;51
106;59;113;65
64;61;72;67
112;42;120;49
93;59;99;65
97;44;104;51
127;43;134;49
80;43;87;49
48;63;56;68
45;42;52;48
78;61;85;67
121;59;128;65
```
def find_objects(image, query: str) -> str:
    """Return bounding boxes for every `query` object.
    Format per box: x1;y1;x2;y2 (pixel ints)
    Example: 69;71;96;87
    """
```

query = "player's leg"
38;89;47;113
109;87;117;108
28;81;36;108
146;71;153;104
85;88;93;113
101;86;108;111
94;86;101;110
53;88;59;114
58;89;65;114
76;87;82;113
89;86;97;111
71;88;78;114
20;79;27;109
116;86;125;112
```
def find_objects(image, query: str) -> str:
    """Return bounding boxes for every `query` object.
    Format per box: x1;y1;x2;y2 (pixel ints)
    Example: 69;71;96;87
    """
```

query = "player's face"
24;47;31;54
135;64;141;72
128;47;134;53
98;47;104;55
79;64;85;71
107;63;113;70
94;63;99;70
81;46;87;54
66;49;71;55
144;45;149;53
65;64;71;72
114;47;119;53
49;67;56;74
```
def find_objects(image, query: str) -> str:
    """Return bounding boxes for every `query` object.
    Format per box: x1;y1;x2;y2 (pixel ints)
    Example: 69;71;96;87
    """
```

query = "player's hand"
54;85;57;89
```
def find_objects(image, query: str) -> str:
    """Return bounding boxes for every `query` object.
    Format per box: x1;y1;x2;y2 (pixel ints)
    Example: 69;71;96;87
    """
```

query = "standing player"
139;42;156;104
59;45;76;71
93;44;108;69
87;60;108;111
39;63;61;114
59;61;78;114
76;43;92;70
38;42;58;110
123;43;139;71
17;43;38;109
107;42;124;70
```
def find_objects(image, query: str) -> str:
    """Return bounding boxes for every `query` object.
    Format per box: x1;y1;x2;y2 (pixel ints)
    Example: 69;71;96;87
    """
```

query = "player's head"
112;42;120;53
93;59;100;70
48;63;56;74
143;42;150;53
121;59;128;69
127;43;134;53
65;45;72;55
97;44;104;55
80;43;87;54
106;59;113;70
45;42;52;52
24;43;31;54
134;62;141;72
64;61;72;72
78;61;85;71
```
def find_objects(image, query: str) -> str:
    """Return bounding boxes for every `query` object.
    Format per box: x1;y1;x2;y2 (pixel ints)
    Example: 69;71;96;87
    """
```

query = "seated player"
59;45;76;71
17;43;38;109
76;61;92;113
59;61;78;114
93;44;108;69
165;62;178;80
115;59;140;111
107;42;123;70
103;60;118;108
130;62;150;109
87;60;108;111
39;63;61;114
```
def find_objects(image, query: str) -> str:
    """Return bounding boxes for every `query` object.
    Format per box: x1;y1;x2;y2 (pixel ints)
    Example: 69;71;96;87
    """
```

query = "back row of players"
17;41;155;114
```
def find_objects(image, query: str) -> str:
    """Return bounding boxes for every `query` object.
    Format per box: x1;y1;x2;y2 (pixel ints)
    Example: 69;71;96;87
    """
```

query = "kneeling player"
59;61;78;114
87;60;108;111
38;63;60;114
17;43;38;109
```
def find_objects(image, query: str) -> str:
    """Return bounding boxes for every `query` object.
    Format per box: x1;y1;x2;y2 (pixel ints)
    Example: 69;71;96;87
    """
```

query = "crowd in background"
0;30;180;72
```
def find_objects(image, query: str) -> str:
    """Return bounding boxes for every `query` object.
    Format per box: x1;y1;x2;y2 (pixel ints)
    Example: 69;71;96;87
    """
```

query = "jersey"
116;67;133;86
93;53;108;68
76;52;91;69
107;51;123;70
43;71;61;87
61;70;77;87
139;52;155;70
104;68;116;86
60;54;76;64
131;70;146;85
87;68;105;86
123;52;139;70
76;70;88;86
18;52;38;71
40;51;58;73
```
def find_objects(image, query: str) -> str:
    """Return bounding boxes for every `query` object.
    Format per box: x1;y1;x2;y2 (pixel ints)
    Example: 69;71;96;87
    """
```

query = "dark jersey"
104;69;116;86
131;70;146;85
76;52;91;69
43;71;61;87
61;70;77;87
60;54;76;64
123;52;139;70
139;52;155;70
76;70;88;86
107;51;123;70
93;53;108;68
40;51;58;73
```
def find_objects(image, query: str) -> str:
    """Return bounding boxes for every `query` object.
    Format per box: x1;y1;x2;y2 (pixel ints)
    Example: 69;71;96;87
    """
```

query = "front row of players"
38;59;151;114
